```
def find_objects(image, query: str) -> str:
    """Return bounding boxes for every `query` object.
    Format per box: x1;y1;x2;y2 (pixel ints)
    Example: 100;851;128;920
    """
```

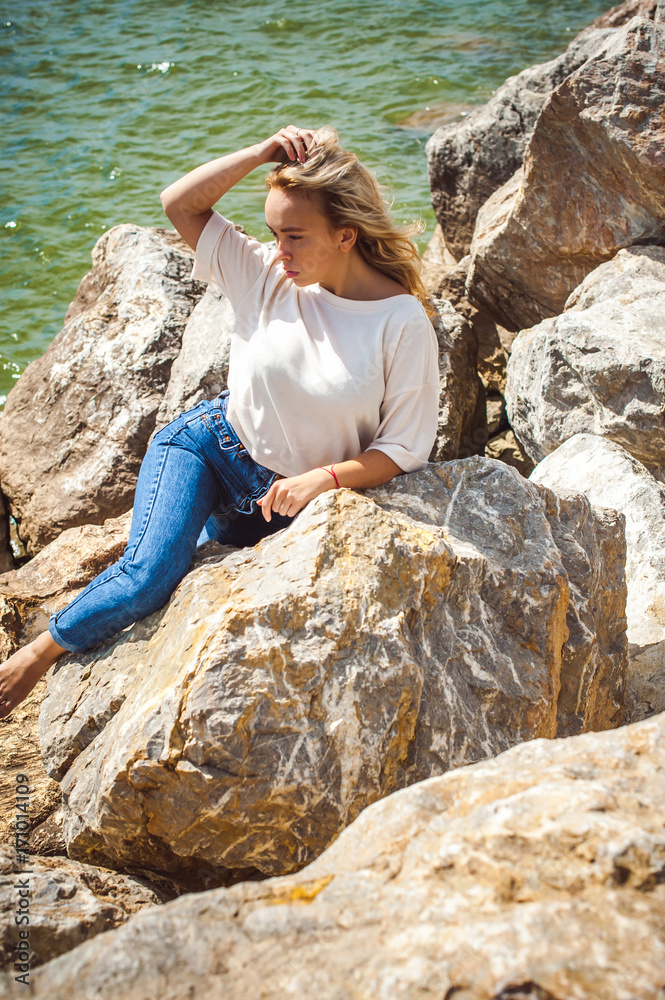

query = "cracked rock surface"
36;461;626;887
0;226;204;555
467;16;665;330
531;433;665;727
505;247;665;469
11;709;665;1000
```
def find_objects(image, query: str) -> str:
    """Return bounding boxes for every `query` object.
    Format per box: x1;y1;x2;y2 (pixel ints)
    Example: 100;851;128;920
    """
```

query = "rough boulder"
504;247;665;469
531;433;665;726
37;460;627;887
467;16;665;330
426;23;616;260
14;709;665;1000
0;226;204;555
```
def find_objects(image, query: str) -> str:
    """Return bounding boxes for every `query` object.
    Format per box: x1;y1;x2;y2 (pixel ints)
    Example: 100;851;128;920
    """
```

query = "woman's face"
264;187;354;289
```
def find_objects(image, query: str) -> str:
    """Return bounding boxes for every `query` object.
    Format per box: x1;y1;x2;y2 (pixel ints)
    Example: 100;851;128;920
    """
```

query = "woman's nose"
275;240;291;260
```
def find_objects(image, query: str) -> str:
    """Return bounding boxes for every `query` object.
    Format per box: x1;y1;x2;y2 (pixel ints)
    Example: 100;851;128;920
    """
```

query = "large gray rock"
429;299;486;460
37;461;626;887
505;247;665;468
531;433;665;726
0;225;204;555
156;286;233;427
0;510;133;858
13;709;665;1000
426;26;615;260
425;253;512;395
0;846;164;971
467;16;665;330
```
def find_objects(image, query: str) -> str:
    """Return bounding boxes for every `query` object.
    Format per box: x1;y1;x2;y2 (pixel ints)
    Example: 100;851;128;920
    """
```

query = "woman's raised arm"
160;126;317;251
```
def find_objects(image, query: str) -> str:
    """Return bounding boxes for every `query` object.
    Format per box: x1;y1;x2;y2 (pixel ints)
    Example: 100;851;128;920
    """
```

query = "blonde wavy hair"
265;127;433;315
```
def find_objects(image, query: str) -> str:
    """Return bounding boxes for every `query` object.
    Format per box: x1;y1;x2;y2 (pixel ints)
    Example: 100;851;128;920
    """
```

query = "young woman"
0;125;440;719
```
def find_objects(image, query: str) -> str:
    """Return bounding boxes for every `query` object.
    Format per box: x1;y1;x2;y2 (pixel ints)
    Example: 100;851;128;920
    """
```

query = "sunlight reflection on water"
0;0;610;399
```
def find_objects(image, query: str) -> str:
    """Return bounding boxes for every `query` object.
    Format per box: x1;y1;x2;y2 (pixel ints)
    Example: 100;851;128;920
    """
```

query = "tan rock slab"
0;598;62;856
485;427;535;478
0;675;62;854
421;224;457;281
0;510;132;605
430;299;486;460
426;254;511;394
0;846;165;971
0;511;133;852
468;16;665;330
36;462;626;887
12;710;665;1000
531;433;665;726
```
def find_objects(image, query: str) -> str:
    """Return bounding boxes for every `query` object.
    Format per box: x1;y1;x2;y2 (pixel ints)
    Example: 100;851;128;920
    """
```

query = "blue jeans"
48;391;295;653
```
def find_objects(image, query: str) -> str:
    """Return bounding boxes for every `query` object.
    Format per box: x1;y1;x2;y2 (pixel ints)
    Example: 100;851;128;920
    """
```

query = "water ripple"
0;0;611;399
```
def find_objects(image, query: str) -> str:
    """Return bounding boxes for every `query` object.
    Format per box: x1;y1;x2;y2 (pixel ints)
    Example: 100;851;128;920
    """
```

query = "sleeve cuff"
365;445;429;474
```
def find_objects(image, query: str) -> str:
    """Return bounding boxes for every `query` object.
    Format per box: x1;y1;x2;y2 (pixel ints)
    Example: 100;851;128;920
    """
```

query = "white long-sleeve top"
190;210;439;478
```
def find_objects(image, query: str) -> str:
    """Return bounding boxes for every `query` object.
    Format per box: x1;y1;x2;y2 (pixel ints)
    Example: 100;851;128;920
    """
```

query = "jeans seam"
130;420;203;565
114;418;195;577
51;564;124;627
128;432;175;559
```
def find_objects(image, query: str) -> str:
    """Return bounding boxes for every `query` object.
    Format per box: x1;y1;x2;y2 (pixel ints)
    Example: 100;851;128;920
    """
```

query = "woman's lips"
283;268;299;278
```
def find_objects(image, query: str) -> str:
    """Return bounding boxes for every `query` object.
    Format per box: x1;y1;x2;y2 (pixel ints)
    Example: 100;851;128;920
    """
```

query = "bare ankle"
0;632;67;718
31;630;68;667
12;631;67;672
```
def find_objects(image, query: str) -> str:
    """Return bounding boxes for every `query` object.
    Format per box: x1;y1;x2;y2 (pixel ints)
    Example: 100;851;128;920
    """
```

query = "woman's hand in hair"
257;125;319;165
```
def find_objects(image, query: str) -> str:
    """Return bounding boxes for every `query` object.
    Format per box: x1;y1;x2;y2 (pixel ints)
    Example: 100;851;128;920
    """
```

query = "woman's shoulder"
366;272;410;300
192;209;280;308
381;291;435;328
376;295;438;373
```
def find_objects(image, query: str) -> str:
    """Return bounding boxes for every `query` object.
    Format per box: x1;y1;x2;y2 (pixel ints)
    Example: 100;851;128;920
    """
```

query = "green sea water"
1;0;611;405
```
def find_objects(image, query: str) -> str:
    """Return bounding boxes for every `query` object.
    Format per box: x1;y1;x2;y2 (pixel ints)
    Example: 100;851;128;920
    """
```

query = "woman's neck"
318;248;406;301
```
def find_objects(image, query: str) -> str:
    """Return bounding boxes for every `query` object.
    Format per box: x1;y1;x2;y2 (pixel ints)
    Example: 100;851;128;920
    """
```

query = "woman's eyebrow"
265;222;307;233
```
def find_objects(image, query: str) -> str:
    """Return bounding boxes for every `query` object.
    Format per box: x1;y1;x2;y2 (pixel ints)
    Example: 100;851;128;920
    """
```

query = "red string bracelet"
319;464;340;488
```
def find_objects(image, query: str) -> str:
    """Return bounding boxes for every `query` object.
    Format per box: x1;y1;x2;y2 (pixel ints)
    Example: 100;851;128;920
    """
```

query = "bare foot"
0;631;68;719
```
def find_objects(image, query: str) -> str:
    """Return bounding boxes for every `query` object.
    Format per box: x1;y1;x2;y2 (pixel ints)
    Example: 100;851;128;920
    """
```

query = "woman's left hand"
257;468;334;521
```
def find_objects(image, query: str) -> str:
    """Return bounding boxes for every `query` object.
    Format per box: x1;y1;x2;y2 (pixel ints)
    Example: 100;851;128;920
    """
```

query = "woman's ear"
338;226;357;253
